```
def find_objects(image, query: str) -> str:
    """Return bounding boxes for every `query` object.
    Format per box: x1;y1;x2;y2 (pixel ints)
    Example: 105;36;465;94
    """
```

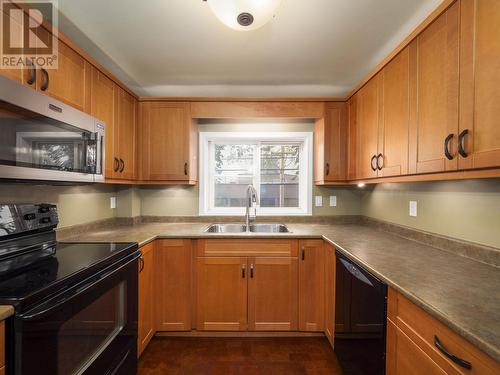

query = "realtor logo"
1;0;58;69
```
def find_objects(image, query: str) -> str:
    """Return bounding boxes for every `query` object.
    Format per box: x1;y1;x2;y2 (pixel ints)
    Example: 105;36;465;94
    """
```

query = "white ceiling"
57;0;443;97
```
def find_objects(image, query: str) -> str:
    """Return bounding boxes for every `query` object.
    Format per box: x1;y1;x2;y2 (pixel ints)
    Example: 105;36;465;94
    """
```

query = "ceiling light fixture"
203;0;282;31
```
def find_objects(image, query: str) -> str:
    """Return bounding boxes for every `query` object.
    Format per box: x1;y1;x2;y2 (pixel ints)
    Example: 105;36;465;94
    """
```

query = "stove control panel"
0;204;58;238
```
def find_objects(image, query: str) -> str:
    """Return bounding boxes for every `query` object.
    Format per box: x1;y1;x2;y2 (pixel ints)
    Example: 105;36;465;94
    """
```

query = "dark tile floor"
138;337;343;375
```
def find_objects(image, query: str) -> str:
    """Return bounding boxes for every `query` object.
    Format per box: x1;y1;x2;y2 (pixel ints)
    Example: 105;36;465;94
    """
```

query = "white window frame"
199;132;313;216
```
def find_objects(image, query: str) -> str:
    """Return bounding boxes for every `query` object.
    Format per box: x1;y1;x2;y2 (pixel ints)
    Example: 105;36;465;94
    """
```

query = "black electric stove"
0;203;139;375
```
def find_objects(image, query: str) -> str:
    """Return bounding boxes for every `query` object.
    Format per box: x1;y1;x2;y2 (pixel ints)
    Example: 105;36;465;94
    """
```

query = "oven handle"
20;253;139;321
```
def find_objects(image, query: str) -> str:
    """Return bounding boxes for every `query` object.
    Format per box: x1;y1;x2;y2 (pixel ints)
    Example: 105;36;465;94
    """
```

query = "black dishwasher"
334;250;388;375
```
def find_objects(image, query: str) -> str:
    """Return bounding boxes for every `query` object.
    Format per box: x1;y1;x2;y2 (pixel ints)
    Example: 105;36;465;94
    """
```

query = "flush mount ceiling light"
203;0;283;31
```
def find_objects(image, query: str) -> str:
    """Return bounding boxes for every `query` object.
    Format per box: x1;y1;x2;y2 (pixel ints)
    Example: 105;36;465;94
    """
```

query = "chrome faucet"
245;184;259;232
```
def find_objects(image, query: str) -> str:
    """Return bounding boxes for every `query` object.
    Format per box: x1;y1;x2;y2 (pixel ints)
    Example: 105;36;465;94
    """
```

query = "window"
199;132;312;215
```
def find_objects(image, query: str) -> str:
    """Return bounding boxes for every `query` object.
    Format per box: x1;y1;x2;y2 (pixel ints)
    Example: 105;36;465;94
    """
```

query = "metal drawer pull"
377;153;384;170
184;162;188;175
458;129;469;158
250;263;254;278
119;158;125;172
27;60;36;85
434;335;472;370
114;157;120;172
242;264;246;278
444;133;454;160
370;155;377;171
325;163;330;176
301;246;305;260
40;68;49;91
139;255;145;272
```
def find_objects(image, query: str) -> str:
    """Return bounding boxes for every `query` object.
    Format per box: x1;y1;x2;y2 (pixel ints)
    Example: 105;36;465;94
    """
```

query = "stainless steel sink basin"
204;223;247;233
249;223;290;233
204;223;290;233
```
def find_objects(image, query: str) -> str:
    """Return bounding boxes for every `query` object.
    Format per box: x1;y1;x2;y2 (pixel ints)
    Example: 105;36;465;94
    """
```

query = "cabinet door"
298;240;325;331
90;68;116;179
139;102;197;182
156;240;192;331
0;8;29;85
409;2;459;174
395;326;447;375
379;47;410;177
347;97;358;180
324;243;335;348
36;27;90;112
115;88;137;180
138;242;155;357
314;103;347;183
459;0;500;169
196;257;247;331
247;257;298;331
356;75;380;179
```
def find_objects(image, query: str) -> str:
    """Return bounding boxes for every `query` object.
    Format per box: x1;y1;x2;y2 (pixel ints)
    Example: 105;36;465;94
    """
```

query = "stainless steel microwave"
0;75;105;183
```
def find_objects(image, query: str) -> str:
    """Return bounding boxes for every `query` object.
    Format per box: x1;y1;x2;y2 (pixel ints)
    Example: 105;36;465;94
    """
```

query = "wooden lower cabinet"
155;240;192;331
196;257;248;331
298;240;325;332
386;288;500;375
248;257;298;331
137;242;155;357
324;243;335;348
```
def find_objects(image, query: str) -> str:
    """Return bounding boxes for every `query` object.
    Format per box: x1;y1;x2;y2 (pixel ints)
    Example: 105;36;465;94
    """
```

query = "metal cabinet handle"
444;133;454;160
184;162;188;175
250;264;254;278
325;163;330;176
434;336;472;370
113;157;119;172
458;129;469;158
376;153;384;170
370;155;377;171
27;60;36;85
119;158;125;172
301;246;305;261
40;68;49;91
139;255;145;273
242;264;246;278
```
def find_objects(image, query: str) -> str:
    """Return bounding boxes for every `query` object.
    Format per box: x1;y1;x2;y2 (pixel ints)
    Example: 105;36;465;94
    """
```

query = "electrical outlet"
315;196;323;207
409;201;417;217
110;197;116;209
329;196;337;207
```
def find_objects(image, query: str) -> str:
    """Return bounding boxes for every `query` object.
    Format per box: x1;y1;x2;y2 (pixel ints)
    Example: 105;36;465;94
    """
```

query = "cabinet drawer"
391;290;499;375
197;239;298;257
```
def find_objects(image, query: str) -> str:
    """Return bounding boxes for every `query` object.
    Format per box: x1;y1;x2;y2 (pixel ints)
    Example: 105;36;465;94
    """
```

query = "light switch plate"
329;196;337;207
110;197;116;209
409;201;417;217
315;196;323;207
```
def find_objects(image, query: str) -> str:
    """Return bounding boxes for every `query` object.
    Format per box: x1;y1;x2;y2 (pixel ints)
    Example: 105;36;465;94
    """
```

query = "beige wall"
138;184;362;217
0;184;117;228
360;179;500;248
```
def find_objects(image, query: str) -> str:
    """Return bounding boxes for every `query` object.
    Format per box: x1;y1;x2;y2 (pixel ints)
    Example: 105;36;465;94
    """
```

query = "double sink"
205;223;290;233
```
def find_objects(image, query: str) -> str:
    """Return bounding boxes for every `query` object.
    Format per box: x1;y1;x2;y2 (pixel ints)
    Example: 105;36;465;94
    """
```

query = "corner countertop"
0;305;14;321
58;222;500;362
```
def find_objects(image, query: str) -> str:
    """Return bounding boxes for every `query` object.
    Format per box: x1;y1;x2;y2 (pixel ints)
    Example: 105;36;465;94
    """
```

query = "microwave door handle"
20;254;139;321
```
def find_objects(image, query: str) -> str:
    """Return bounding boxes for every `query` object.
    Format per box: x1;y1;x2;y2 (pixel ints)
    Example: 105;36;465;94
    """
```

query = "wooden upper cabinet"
139;102;198;183
247;257;298;331
155;240;192;331
35;27;90;112
298;240;325;332
356;75;380;179
0;8;29;85
324;243;335;348
378;47;410;177
90;68;116;179
347;97;358;180
459;0;500;170
314;102;347;183
138;242;155;357
408;2;460;174
115;88;137;180
196;257;248;331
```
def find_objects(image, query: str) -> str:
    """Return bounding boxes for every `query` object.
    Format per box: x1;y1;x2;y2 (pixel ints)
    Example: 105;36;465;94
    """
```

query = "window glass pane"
260;144;300;207
213;144;254;207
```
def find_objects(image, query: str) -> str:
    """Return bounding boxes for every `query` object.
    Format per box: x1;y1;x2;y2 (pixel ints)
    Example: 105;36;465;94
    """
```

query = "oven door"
13;253;139;375
0;75;104;183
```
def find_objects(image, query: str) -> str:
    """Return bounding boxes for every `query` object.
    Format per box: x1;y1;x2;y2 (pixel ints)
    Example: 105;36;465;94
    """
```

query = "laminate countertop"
58;222;500;362
0;305;14;321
